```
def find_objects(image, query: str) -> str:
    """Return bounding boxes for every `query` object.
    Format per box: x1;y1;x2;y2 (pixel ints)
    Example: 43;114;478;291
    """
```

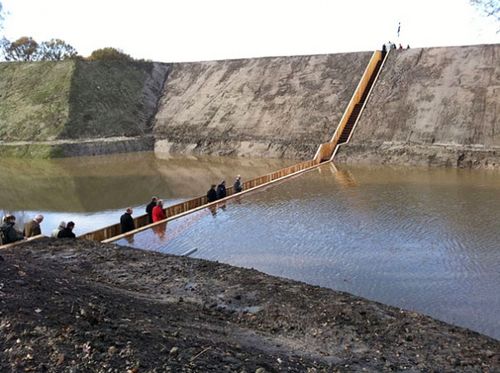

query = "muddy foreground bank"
0;239;498;372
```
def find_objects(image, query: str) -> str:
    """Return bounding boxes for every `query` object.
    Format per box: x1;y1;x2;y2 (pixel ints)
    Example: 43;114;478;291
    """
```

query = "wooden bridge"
1;50;387;249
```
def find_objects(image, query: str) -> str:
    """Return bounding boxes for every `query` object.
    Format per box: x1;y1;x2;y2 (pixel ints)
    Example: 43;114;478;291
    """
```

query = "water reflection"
116;165;500;340
0;152;294;234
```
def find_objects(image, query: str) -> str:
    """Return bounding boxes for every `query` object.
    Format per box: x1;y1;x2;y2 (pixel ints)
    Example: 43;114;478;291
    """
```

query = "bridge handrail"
332;49;389;153
80;158;317;242
80;50;385;243
102;158;321;243
0;234;44;250
314;50;382;162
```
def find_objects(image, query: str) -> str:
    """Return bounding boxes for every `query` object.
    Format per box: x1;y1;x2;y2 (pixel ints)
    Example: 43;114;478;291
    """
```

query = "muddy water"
0;152;294;235
116;164;500;340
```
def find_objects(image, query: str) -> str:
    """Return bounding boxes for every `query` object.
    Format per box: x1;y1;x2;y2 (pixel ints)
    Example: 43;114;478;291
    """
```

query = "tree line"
0;1;134;62
0;36;133;62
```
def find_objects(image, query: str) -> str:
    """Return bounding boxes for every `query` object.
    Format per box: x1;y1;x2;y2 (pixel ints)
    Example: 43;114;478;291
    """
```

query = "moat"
2;152;499;340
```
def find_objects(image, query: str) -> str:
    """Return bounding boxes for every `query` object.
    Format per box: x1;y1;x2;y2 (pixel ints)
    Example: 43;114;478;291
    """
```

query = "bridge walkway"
0;50;386;249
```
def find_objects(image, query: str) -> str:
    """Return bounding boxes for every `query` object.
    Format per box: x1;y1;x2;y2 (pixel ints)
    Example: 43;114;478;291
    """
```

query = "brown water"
116;163;500;340
2;153;499;340
0;152;294;234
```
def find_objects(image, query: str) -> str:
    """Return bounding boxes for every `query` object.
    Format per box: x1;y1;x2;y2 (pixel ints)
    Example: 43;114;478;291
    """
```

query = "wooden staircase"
313;51;386;163
337;58;383;144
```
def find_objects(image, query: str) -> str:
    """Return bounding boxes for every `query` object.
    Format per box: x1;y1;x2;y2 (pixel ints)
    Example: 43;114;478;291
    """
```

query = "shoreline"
1;238;498;371
0;136;154;158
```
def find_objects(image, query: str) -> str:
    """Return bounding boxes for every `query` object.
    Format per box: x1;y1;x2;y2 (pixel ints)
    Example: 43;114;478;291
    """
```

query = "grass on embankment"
0;60;164;144
0;61;74;141
64;60;156;139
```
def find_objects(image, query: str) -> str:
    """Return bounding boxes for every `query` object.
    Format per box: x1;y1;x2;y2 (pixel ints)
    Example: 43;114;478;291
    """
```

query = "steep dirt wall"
64;60;169;139
0;60;169;156
336;44;500;168
154;52;372;159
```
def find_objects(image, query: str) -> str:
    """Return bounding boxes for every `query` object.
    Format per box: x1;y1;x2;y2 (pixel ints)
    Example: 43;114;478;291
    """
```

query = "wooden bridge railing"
79;50;384;244
0;234;44;250
2;50;386;248
80;158;319;242
314;50;382;163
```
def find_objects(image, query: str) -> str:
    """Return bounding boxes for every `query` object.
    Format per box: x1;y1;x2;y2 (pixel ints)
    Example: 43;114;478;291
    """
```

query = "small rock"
255;368;266;373
169;346;179;356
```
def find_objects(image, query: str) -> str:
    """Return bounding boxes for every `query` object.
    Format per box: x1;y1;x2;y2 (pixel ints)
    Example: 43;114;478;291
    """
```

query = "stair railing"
331;49;390;158
314;50;383;163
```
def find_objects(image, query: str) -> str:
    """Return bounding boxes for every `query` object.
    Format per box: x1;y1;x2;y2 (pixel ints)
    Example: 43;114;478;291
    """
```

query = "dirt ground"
0;238;498;372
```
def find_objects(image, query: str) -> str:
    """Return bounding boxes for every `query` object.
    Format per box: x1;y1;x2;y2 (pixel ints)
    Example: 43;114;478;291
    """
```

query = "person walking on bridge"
152;199;166;223
146;196;157;224
57;221;76;238
216;181;227;200
207;185;217;203
233;175;243;193
51;221;66;238
120;208;135;234
1;215;24;245
23;214;44;238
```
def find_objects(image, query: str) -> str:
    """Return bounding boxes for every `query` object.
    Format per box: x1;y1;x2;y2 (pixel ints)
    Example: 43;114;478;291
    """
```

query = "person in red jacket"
152;199;166;222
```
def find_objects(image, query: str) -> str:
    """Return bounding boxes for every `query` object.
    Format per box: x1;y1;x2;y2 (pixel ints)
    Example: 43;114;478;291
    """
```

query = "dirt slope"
336;44;500;168
154;53;372;159
0;239;498;372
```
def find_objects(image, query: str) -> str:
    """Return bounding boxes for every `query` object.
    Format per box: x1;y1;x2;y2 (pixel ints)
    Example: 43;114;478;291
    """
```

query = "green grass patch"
0;61;74;141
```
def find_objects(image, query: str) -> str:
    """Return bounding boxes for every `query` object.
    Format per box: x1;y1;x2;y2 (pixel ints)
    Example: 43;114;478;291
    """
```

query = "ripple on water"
117;165;500;340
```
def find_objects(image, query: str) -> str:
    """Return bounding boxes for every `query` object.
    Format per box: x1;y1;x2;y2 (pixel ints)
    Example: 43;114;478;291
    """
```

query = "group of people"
0;214;76;245
382;41;410;53
119;197;168;234
207;175;243;203
2;175;246;244
118;175;244;235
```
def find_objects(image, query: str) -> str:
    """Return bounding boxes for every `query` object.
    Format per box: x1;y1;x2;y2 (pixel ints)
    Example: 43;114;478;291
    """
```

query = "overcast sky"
2;0;499;62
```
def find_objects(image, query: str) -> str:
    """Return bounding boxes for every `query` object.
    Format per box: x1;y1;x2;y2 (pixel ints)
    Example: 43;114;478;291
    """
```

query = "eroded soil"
0;239;498;372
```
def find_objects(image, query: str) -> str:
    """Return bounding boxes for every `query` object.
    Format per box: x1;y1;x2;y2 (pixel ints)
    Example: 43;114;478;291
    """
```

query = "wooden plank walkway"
1;50;385;249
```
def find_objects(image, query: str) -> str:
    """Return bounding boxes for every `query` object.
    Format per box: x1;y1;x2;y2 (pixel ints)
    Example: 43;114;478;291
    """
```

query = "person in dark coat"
146;196;158;224
207;184;217;203
233;175;243;193
120;208;135;234
1;215;24;244
58;221;76;238
216;180;227;199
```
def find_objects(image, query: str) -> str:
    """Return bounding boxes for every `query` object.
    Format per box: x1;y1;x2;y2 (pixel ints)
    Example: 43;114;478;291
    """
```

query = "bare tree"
2;36;39;61
0;1;4;28
1;36;79;61
470;0;500;31
38;39;78;61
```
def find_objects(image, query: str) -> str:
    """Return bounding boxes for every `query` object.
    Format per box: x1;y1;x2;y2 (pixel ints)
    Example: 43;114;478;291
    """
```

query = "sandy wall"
335;44;500;168
153;53;372;159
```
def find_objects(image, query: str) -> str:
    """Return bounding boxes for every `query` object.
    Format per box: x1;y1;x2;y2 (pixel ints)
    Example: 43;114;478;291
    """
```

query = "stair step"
333;55;384;147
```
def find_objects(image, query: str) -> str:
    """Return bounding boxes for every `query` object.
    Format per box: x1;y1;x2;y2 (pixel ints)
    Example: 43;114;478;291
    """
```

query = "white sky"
2;0;499;62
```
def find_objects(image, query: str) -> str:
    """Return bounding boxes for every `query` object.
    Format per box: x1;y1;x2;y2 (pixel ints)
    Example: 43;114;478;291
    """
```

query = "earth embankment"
336;44;500;168
0;239;498;372
153;53;372;159
0;60;169;157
